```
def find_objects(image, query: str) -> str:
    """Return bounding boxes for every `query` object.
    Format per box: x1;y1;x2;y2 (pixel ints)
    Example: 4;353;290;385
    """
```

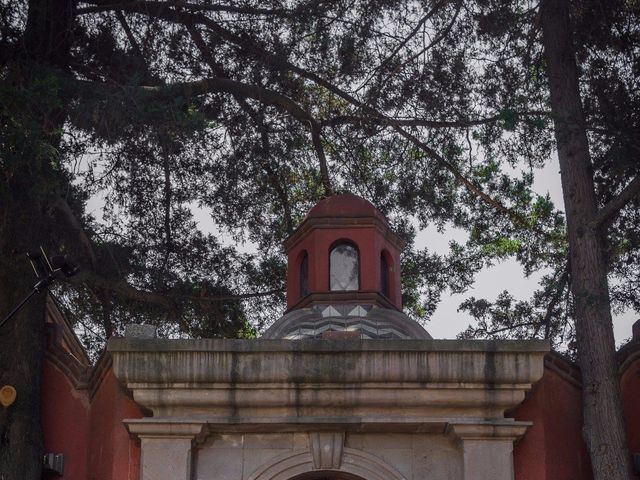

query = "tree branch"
310;123;333;196
474;321;540;336
374;0;447;72
73;76;314;124
77;1;293;16
115;9;144;60
180;17;544;232
321;111;550;129
77;4;545;234
77;273;284;308
542;267;569;339
79;273;174;309
52;197;98;271
590;175;640;229
183;23;332;195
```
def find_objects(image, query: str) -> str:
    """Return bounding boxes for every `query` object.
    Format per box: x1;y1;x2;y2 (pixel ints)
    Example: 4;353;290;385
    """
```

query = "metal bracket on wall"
43;453;64;476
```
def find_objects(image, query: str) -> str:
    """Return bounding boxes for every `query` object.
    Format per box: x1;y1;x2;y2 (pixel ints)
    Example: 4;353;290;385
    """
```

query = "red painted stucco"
41;359;90;480
286;226;402;309
88;368;143;480
513;360;593;480
621;352;640;478
40;355;143;480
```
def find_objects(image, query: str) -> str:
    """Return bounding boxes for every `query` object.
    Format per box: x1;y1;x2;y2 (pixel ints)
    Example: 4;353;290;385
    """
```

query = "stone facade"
109;337;548;480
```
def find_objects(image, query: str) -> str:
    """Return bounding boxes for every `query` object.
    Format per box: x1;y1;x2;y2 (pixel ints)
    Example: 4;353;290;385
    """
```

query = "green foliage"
1;0;637;359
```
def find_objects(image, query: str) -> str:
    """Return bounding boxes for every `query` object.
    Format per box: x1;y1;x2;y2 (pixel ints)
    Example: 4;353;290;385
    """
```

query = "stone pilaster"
125;420;208;480
449;422;530;480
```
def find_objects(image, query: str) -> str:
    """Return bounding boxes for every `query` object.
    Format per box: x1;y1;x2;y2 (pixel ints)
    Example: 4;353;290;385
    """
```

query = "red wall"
621;354;640;478
512;361;593;480
41;358;143;480
41;360;90;480
88;369;143;480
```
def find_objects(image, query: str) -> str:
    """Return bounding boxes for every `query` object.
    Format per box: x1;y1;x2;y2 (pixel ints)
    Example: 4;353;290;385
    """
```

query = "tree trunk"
0;192;48;480
540;1;632;479
0;1;74;478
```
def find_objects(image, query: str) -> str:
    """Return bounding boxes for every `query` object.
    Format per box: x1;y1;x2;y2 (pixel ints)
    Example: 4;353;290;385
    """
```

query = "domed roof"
306;194;387;222
261;303;431;340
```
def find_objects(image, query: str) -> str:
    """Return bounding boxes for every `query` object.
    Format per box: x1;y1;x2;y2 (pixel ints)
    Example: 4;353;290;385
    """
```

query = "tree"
539;1;636;476
1;0;638;478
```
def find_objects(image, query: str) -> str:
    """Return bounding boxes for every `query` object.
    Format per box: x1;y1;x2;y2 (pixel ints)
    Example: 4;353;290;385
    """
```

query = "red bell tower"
284;193;404;311
263;194;430;340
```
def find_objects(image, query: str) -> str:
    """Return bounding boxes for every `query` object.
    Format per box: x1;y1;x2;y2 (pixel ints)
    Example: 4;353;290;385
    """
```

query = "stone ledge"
108;337;550;353
111;339;548;425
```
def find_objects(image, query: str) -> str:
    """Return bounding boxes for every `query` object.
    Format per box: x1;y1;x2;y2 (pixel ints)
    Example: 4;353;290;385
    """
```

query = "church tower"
263;193;430;340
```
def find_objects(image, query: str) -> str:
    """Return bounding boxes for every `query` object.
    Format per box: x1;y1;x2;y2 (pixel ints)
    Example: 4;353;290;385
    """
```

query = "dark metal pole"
0;289;40;330
0;276;54;331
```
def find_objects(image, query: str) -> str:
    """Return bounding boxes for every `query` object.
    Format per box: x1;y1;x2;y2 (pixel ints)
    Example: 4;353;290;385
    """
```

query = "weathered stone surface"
124;324;157;338
109;338;548;421
112;338;548;480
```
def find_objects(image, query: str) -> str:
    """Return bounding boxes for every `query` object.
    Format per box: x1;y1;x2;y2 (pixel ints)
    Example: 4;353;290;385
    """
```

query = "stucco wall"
41;359;90;480
194;432;462;480
512;360;592;480
621;353;640;479
87;368;143;480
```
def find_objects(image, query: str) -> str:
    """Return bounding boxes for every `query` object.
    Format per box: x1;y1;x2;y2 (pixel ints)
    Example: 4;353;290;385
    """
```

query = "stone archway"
246;448;407;480
289;472;366;480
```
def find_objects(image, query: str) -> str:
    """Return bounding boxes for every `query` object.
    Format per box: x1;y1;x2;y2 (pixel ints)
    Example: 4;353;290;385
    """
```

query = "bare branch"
375;0;447;72
187;288;285;302
184;23;332;195
79;273;174;309
473;322;540;336
115;9;145;60
73;76;314;124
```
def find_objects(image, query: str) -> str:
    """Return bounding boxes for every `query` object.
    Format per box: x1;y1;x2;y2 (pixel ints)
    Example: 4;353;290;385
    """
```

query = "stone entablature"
109;337;548;480
110;338;546;420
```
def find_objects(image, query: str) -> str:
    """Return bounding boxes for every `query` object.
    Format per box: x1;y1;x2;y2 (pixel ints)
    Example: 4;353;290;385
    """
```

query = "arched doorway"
289;473;366;480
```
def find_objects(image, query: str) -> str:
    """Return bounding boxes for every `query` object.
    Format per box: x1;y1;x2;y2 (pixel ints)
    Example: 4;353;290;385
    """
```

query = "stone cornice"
109;338;548;423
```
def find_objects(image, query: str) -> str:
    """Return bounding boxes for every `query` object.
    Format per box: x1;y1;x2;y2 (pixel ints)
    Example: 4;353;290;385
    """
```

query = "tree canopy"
1;0;639;478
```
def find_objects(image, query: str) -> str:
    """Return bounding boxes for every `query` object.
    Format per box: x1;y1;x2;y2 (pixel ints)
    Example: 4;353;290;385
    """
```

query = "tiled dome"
262;303;431;340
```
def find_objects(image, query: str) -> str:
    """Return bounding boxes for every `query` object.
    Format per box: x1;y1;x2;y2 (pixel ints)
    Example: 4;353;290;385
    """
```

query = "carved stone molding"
448;421;531;441
125;420;209;480
246;447;407;480
309;431;345;469
125;419;210;445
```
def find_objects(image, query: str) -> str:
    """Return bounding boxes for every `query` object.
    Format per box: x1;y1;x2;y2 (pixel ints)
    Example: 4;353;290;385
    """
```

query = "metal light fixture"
0;247;79;330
